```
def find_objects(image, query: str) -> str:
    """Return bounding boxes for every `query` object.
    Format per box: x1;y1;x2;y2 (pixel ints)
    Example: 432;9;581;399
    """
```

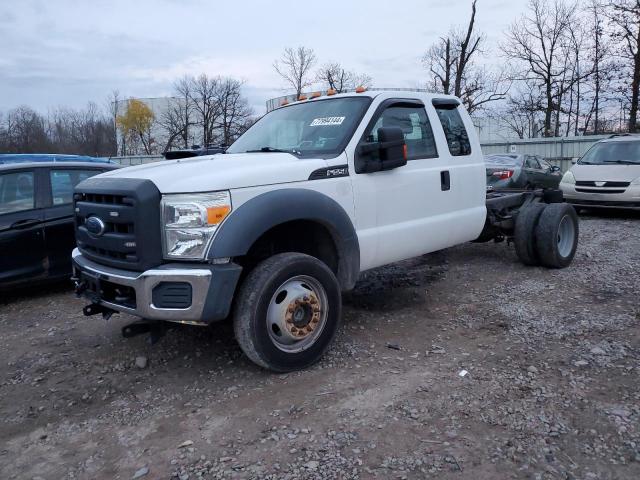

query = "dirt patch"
1;210;639;479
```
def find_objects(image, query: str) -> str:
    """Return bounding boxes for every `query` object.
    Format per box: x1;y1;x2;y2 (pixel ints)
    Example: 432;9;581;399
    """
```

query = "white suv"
560;134;640;210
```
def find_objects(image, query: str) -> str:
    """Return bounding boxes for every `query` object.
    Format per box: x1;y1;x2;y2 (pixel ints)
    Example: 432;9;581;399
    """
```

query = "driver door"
350;99;448;269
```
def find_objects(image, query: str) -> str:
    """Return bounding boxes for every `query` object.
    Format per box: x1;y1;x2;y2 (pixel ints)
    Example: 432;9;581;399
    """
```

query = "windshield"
485;154;522;166
227;97;371;158
579;141;640;165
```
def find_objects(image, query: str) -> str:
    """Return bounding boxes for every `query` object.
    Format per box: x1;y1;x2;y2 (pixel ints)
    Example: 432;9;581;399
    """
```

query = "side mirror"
356;127;407;173
550;165;561;172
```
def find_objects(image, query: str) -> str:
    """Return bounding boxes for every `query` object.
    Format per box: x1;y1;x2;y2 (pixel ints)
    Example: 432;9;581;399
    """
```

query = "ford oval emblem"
85;216;106;237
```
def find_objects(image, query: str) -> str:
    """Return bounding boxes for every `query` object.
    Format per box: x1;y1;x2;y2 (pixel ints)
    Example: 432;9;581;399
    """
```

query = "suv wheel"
233;253;341;372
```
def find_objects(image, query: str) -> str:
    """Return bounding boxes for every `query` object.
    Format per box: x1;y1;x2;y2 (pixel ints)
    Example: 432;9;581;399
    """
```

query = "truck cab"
72;90;577;371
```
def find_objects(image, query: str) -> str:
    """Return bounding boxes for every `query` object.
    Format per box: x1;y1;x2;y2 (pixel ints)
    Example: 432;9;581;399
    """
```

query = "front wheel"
233;253;342;372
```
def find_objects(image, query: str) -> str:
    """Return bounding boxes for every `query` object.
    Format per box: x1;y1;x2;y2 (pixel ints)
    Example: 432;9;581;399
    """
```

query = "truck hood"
98;153;327;193
571;163;640;182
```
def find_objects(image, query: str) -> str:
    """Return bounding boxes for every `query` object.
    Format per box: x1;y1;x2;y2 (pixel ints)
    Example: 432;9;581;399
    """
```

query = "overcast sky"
0;0;526;115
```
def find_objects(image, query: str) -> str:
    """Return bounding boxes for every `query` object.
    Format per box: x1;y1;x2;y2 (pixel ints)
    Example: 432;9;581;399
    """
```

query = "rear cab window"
434;102;471;156
0;171;35;215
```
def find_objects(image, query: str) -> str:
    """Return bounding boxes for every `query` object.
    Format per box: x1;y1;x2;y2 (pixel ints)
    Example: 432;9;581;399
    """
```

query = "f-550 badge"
308;165;349;180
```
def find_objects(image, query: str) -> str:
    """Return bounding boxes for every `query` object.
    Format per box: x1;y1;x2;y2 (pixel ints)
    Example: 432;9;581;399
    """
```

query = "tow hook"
122;319;170;345
82;303;116;321
73;278;88;297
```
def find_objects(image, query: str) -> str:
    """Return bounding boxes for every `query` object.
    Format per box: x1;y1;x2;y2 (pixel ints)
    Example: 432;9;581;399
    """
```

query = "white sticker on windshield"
310;116;345;127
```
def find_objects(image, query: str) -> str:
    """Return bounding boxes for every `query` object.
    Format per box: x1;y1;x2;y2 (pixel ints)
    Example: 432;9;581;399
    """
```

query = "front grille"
575;188;626;194
576;181;631;188
74;177;163;271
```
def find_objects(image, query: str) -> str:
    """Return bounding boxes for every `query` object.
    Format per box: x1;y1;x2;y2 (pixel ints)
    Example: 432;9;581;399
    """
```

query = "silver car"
560;134;640;210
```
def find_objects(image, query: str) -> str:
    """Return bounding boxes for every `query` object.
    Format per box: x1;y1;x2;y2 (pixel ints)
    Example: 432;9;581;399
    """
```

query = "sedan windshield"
227;97;371;159
579;141;640;165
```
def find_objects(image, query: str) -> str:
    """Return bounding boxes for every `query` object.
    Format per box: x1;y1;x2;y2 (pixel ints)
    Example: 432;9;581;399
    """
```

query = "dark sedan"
485;154;562;190
0;161;118;290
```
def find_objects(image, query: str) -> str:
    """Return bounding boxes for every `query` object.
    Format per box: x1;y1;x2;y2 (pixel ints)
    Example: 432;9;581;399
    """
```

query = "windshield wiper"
603;159;638;165
246;146;301;155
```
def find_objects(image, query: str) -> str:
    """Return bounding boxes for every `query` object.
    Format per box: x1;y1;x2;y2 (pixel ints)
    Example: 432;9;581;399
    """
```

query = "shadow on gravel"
578;208;640;220
0;280;73;306
344;251;449;311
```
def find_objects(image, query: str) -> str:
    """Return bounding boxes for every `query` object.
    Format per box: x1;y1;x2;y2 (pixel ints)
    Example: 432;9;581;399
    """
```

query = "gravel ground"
1;210;639;480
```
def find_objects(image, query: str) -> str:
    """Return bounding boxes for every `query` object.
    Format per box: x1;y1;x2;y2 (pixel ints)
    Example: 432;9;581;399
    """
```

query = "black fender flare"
208;188;360;290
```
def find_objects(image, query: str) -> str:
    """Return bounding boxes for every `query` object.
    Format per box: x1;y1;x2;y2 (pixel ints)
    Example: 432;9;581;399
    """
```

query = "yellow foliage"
116;99;154;135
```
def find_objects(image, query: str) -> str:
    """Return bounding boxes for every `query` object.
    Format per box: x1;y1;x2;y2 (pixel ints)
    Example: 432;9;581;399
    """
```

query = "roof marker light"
310;91;321;99
281;100;289;106
298;94;308;101
355;86;367;93
326;88;337;96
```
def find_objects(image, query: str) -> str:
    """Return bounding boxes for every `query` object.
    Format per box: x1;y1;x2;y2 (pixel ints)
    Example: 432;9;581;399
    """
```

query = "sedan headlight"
161;191;231;259
561;171;576;185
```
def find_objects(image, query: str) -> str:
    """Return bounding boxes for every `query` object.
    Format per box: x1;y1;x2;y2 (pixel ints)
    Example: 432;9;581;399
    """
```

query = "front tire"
233;253;342;372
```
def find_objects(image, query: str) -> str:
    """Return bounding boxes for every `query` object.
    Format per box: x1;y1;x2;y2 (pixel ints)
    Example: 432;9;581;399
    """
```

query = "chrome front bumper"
72;248;241;324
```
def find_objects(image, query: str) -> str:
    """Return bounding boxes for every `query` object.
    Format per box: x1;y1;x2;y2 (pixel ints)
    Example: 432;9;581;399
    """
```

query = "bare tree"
0;104;115;155
106;90;120;155
215;77;254;146
189;74;221;146
424;0;508;113
500;80;545;138
316;63;373;93
502;0;577;136
158;77;196;152
607;0;640;132
273;46;317;98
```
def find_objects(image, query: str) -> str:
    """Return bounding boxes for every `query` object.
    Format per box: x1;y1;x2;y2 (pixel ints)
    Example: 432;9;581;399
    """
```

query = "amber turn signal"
207;206;231;225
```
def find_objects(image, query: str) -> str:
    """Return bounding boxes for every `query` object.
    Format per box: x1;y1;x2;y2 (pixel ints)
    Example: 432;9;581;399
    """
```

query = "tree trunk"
544;79;553;137
630;51;640;132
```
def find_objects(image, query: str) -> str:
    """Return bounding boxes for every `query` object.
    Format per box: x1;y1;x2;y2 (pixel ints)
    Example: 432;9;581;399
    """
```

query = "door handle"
11;219;40;229
440;171;451;191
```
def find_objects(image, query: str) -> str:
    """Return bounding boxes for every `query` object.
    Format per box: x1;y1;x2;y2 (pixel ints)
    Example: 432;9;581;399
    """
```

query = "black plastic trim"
201;262;243;322
432;98;461;109
74;177;163;271
208;189;360;290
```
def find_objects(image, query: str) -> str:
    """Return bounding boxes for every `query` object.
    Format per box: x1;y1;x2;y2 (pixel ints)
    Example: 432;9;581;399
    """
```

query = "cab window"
0;171;35;215
364;104;437;160
434;106;471;156
50;169;102;205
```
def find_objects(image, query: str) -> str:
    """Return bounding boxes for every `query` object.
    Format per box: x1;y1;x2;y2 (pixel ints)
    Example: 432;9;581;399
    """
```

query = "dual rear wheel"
514;202;579;268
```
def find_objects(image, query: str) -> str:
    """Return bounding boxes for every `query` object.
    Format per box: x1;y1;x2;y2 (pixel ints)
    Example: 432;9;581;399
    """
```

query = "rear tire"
514;203;546;266
535;203;579;268
233;253;341;372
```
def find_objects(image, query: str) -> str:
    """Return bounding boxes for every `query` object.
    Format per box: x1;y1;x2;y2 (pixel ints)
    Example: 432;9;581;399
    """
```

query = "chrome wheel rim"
266;275;328;353
557;215;575;258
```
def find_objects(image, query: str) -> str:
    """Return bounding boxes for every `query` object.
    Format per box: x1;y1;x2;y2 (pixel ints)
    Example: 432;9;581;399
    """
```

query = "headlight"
161;191;231;259
561;171;576;185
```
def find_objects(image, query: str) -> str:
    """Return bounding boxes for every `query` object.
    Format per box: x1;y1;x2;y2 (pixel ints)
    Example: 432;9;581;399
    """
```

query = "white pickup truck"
72;90;579;371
